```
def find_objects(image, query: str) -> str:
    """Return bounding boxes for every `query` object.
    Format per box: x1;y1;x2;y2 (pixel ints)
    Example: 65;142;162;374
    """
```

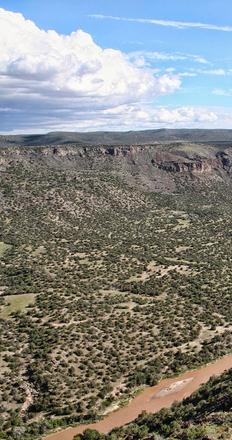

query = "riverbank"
43;353;232;440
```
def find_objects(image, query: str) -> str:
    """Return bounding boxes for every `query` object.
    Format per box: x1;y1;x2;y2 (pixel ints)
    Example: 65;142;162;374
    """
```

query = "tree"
74;430;105;440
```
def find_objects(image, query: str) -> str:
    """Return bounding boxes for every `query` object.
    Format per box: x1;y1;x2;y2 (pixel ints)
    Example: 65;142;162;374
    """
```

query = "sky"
0;0;232;133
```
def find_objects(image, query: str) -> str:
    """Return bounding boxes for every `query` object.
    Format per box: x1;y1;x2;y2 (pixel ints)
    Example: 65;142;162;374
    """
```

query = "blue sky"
0;0;232;132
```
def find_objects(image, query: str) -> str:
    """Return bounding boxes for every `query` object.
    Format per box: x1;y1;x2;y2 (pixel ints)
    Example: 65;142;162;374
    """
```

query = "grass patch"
0;293;35;319
0;242;11;257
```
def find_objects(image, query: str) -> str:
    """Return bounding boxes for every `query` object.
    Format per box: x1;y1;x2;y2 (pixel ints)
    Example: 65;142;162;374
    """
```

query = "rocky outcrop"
216;151;232;172
155;158;218;174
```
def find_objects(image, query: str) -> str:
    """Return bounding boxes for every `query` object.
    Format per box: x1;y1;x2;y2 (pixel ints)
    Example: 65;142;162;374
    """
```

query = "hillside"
2;129;232;147
0;140;232;439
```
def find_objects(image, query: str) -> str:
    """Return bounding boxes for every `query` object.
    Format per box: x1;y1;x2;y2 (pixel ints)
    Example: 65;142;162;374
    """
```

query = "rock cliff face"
1;143;232;192
156;157;221;174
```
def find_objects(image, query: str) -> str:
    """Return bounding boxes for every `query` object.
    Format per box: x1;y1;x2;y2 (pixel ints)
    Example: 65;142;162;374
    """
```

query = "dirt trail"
43;354;232;440
20;383;33;414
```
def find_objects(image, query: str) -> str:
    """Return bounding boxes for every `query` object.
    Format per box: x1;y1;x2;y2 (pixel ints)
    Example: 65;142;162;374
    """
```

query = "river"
43;353;232;440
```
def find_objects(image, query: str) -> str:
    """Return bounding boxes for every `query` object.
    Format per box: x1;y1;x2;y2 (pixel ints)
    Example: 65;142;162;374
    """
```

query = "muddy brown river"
44;354;232;440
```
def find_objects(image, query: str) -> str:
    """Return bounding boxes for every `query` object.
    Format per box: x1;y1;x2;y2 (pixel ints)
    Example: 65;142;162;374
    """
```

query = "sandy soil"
43;353;232;440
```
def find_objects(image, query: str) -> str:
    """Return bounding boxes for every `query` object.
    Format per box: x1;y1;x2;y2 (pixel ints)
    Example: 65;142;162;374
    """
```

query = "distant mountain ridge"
2;129;232;147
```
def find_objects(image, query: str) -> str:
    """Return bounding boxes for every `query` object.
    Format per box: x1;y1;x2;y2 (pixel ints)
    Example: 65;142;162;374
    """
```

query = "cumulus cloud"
0;8;229;132
0;7;183;132
102;104;218;128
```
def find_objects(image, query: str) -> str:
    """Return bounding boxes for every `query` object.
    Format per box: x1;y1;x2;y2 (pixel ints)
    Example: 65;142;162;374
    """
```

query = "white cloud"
0;7;182;132
128;51;209;66
179;72;198;77
212;88;232;96
194;68;226;76
0;8;230;133
24;104;218;132
90;14;232;33
179;68;227;77
118;105;218;125
205;69;226;75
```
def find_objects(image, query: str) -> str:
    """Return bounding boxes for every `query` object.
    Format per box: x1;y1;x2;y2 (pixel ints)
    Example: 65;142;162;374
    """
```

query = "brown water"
43;354;232;440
